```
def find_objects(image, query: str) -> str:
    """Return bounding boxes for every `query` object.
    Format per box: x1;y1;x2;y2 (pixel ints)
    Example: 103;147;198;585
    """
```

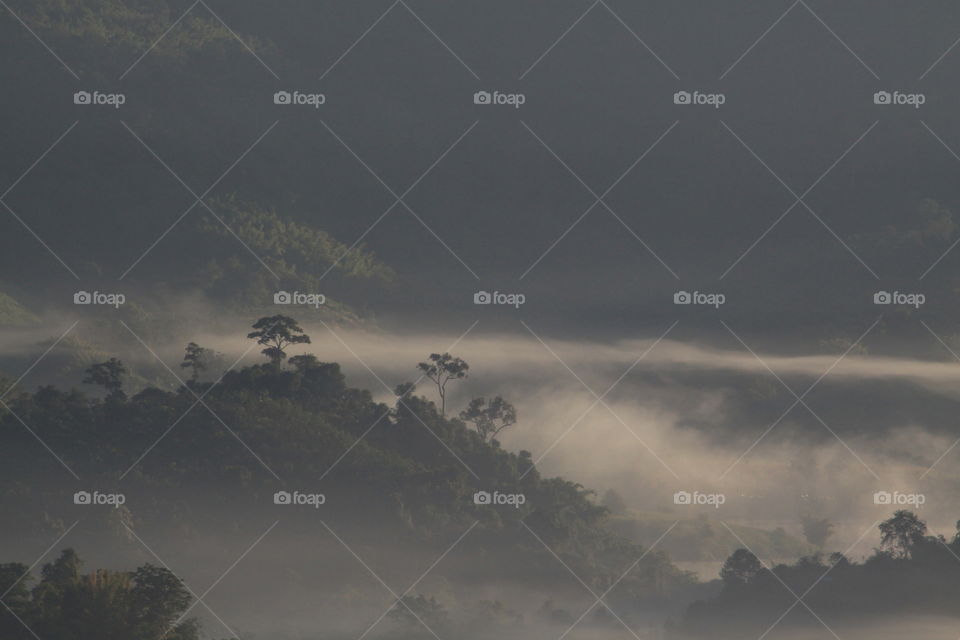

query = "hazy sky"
7;0;960;522
8;1;960;336
9;4;960;638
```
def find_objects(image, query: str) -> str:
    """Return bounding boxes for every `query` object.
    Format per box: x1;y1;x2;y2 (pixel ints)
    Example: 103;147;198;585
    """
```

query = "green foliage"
7;0;270;72
0;4;394;325
0;549;199;640
180;342;225;383
247;315;311;364
202;196;394;284
82;358;127;399
416;353;469;416
0;338;693;603
194;197;394;314
460;396;517;441
679;511;960;638
719;549;763;590
879;509;927;559
0;292;38;327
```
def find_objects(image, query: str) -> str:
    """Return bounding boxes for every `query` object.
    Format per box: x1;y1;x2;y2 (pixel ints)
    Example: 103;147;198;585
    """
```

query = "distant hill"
0;333;699;619
0;292;38;327
607;509;815;563
1;0;393;322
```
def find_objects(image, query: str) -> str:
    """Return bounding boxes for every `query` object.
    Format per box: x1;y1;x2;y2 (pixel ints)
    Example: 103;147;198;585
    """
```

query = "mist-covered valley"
7;0;960;638
4;312;960;639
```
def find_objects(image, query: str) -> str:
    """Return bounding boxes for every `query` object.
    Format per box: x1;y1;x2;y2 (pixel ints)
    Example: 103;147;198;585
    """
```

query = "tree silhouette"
82;358;127;400
1;549;200;640
459;396;517;441
248;315;311;366
720;549;763;590
879;510;927;559
416;353;468;416
828;552;850;569
801;515;834;548
180;342;223;383
288;354;321;372
394;382;416;398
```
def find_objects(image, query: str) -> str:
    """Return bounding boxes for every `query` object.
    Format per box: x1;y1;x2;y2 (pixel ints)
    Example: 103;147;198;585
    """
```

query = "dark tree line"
676;510;960;638
0;549;200;640
2;315;684;611
81;316;520;444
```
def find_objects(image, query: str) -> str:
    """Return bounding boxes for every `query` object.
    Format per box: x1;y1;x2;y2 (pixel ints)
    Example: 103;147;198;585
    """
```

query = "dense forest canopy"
0;316;698;638
1;317;957;639
7;1;960;638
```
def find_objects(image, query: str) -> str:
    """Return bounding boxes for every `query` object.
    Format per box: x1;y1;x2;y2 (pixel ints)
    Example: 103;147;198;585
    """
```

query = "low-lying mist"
5;313;960;640
10;313;960;560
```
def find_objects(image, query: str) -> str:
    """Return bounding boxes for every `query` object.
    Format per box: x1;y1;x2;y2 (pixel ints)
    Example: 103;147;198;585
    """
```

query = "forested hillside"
0;317;701;638
1;0;394;323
